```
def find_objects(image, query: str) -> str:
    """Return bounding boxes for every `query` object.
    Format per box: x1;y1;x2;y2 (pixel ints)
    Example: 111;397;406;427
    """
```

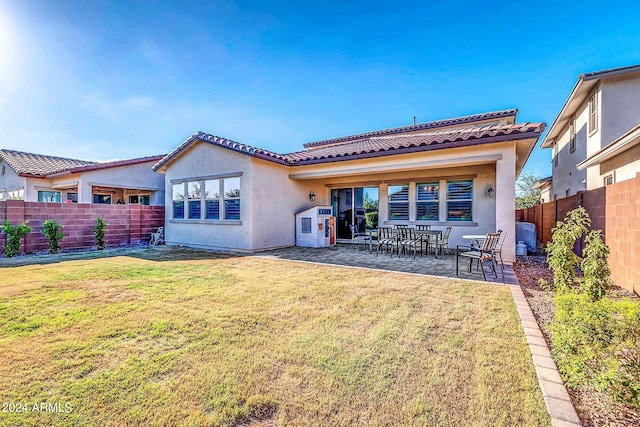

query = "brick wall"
0;201;164;254
516;173;640;294
605;175;640;294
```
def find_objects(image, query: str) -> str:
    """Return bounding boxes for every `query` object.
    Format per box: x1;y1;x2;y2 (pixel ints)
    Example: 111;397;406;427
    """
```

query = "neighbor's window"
416;182;439;220
8;189;24;200
93;194;111;204
172;183;185;218
569;121;576;153
188;182;202;219
553;143;558;167
604;175;614;186
224;177;240;220
388;184;409;220
447;180;473;221
38;191;61;203
588;91;598;134
204;179;220;219
66;193;78;203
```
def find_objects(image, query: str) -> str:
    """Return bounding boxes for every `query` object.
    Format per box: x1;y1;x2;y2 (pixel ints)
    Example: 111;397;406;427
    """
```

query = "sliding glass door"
331;187;378;240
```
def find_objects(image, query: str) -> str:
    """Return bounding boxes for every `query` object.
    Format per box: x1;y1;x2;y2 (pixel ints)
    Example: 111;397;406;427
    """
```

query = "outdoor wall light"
486;184;495;199
309;190;316;202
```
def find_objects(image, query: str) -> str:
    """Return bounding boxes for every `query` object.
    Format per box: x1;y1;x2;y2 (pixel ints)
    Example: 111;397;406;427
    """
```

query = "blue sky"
1;1;640;178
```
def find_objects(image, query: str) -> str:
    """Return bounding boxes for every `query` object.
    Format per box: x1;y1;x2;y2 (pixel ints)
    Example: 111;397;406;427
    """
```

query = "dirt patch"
514;255;640;427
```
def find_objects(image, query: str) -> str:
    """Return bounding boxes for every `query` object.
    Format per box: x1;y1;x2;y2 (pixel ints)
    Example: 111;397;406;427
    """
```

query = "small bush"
40;220;64;254
365;212;378;229
552;292;640;409
92;218;107;250
545;206;590;293
581;230;612;300
1;220;32;257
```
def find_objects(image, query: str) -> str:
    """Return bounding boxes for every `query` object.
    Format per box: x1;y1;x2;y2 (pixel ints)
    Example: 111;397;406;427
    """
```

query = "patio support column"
379;183;388;225
495;146;516;263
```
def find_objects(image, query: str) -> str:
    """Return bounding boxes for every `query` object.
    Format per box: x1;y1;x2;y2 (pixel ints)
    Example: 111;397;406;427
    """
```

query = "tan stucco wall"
159;138;520;261
59;161;164;205
162;141;253;251
600;143;640;183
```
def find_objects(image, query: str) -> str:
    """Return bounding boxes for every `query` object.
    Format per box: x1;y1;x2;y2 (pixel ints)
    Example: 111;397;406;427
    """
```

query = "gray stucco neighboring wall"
0;161;26;197
601;75;640;148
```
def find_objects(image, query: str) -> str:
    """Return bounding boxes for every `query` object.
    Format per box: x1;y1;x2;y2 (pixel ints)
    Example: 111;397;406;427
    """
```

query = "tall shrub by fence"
0;200;164;254
516;172;640;294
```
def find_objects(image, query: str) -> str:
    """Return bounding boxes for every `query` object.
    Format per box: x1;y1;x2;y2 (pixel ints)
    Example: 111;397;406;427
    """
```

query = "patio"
256;243;518;285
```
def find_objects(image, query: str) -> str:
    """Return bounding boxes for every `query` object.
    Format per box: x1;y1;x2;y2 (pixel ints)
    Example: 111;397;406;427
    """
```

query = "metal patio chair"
455;232;500;280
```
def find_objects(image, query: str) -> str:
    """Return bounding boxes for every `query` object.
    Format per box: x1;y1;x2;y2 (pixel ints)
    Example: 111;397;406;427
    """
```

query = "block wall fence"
517;172;640;294
0;201;164;254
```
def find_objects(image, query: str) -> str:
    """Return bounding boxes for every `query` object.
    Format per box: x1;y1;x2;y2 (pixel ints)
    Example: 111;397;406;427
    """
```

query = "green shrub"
580;230;612;300
40;220;64;254
545;206;590;293
552;292;640;409
1;220;32;257
365;212;378;229
92;218;107;250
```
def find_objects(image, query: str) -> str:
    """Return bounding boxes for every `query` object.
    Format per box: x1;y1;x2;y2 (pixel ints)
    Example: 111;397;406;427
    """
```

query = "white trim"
289;155;502;179
87;182;160;191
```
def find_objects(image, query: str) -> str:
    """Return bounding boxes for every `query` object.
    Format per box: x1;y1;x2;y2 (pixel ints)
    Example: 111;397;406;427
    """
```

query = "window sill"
383;220;478;227
170;219;243;225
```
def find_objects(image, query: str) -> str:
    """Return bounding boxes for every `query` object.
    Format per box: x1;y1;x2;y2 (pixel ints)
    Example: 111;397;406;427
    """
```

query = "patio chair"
455;232;500;280
493;230;507;271
415;225;431;254
376;227;395;256
350;224;371;250
150;227;164;246
398;227;419;259
429;226;452;257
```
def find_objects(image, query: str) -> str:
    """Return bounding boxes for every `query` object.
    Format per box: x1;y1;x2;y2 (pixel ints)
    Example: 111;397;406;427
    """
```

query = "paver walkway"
257;243;517;284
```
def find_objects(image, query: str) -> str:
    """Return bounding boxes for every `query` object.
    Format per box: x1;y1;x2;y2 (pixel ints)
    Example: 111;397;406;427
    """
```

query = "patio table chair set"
455;230;507;281
370;225;452;259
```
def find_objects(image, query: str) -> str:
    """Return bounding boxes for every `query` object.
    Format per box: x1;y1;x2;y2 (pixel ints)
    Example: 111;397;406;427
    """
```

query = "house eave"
576;123;640;170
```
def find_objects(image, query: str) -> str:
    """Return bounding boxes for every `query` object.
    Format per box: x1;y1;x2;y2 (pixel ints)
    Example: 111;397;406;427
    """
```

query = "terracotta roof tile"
49;154;166;177
0;149;96;177
153;120;546;171
302;108;518;149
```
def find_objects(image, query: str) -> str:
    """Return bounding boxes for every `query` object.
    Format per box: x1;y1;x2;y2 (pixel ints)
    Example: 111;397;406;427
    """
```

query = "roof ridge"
0;148;97;165
302;109;518;149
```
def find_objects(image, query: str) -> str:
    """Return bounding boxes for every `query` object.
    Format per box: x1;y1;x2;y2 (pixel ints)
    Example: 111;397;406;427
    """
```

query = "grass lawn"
0;247;549;426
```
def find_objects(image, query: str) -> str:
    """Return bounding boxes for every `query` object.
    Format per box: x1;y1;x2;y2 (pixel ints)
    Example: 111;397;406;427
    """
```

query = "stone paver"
255;243;516;284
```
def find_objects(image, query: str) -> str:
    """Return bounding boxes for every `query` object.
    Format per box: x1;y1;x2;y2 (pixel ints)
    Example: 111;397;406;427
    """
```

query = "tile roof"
0;149;96;177
48;154;166;177
153;121;546;171
302;109;518;149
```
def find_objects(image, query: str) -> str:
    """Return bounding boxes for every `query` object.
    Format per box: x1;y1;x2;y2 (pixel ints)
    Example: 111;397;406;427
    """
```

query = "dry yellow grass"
0;247;549;426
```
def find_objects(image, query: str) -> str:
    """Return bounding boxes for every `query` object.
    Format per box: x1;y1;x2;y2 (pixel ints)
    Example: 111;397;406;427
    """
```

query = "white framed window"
604;175;614;186
569;121;576;153
416;182;439;220
446;180;473;221
204;179;220;219
388;184;409;220
223;177;241;220
588;91;598;134
7;189;24;200
187;182;202;219
172;176;241;221
172;183;185;218
38;191;61;203
553;142;558;167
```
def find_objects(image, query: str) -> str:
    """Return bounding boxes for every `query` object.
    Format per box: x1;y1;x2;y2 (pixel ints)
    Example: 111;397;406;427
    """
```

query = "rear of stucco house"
153;109;545;263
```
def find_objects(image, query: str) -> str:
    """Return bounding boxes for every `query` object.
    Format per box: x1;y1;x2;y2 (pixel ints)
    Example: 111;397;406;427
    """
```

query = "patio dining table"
462;234;486;249
369;228;443;258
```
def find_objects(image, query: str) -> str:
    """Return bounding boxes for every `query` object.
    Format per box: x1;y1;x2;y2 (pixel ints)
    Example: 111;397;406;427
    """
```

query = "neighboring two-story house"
540;64;640;199
0;149;166;205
